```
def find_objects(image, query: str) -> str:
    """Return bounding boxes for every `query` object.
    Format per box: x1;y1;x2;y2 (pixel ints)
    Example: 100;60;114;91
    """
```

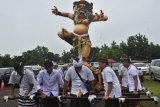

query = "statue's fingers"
62;28;65;32
54;6;57;10
51;9;56;14
62;28;67;33
100;10;104;18
95;13;100;18
100;10;104;15
51;8;55;12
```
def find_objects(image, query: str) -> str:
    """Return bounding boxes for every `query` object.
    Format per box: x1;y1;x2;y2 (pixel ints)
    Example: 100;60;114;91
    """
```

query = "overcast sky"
0;0;160;56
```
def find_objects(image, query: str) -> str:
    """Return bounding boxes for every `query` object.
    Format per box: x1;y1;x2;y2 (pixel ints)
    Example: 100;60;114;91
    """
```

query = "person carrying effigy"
52;0;108;66
121;56;142;107
62;56;95;107
8;62;37;107
37;60;64;107
99;57;122;107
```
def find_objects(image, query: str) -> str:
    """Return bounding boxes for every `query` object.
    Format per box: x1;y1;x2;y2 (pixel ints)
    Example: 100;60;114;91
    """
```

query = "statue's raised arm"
52;6;74;20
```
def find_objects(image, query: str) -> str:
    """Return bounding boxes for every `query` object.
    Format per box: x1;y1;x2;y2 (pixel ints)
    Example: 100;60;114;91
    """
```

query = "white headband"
73;57;82;67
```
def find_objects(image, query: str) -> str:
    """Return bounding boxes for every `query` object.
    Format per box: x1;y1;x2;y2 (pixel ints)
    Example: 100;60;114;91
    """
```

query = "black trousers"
70;92;91;107
43;93;59;107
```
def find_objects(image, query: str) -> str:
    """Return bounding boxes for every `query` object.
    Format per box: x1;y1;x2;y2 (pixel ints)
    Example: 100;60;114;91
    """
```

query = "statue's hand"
95;10;107;21
52;6;59;15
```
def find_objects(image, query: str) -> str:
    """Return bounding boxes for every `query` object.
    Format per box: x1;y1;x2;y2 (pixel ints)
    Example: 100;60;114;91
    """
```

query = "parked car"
150;59;160;81
24;65;42;71
0;67;14;86
57;64;69;70
90;62;99;68
112;62;121;72
111;62;121;77
133;63;149;75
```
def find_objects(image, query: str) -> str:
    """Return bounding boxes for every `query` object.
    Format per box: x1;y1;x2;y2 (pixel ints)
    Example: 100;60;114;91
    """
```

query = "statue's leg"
82;42;92;59
57;28;74;45
82;41;92;66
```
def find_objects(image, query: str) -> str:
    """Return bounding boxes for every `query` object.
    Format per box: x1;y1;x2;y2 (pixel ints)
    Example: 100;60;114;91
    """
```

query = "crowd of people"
7;55;142;107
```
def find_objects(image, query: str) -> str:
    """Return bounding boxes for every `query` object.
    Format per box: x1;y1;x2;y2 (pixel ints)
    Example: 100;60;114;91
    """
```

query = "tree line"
0;33;160;67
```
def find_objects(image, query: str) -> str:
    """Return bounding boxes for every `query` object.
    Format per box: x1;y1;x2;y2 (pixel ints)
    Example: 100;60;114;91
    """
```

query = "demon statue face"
73;0;93;24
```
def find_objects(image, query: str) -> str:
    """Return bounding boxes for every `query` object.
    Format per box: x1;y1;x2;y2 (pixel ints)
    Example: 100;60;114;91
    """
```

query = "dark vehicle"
0;67;14;86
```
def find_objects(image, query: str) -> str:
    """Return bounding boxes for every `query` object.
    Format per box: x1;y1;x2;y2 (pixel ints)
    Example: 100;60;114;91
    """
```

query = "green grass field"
141;75;160;107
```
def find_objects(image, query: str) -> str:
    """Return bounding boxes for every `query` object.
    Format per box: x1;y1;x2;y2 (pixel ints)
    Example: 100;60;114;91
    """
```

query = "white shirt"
118;65;128;87
65;65;95;95
101;66;121;98
37;69;64;96
9;69;36;96
127;64;142;92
